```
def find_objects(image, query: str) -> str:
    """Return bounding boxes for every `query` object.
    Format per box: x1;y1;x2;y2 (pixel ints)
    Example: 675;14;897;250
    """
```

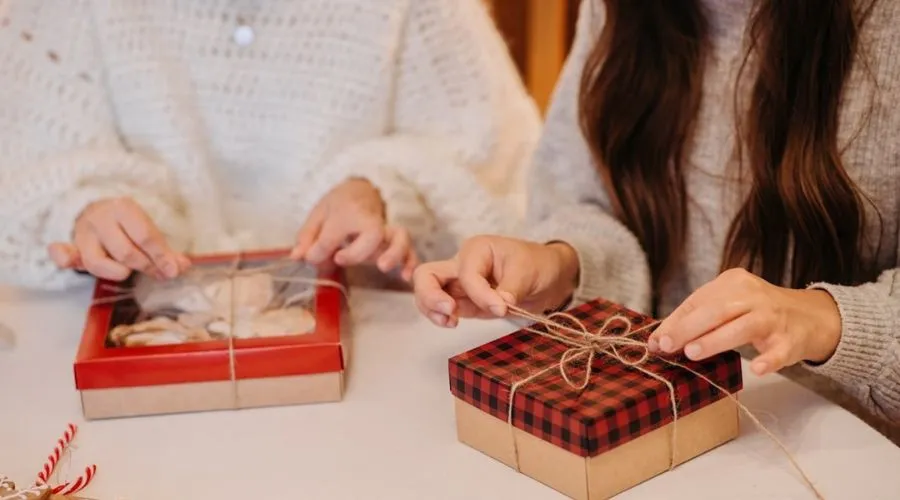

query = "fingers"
291;207;325;260
175;254;192;273
653;295;753;354
334;222;384;266
400;248;419;282
413;260;459;326
679;312;759;361
97;222;157;277
457;244;506;317
751;340;793;376
494;259;532;309
305;219;349;264
650;274;742;349
116;207;180;278
74;230;131;281
48;242;81;269
375;226;411;273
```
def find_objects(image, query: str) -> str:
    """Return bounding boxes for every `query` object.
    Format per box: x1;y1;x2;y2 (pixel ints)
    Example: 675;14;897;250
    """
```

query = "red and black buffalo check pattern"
449;298;743;458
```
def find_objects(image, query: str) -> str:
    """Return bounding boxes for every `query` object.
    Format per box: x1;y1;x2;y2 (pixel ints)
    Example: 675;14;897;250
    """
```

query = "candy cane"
34;423;97;495
53;465;96;495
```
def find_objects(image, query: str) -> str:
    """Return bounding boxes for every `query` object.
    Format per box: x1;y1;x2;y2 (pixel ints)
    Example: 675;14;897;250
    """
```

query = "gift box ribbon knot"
504;304;824;499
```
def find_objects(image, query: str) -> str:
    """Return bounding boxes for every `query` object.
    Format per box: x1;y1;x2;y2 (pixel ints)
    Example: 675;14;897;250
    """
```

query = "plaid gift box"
449;298;742;500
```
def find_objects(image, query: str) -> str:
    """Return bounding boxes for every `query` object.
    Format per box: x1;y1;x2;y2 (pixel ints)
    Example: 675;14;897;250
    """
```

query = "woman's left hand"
648;268;843;376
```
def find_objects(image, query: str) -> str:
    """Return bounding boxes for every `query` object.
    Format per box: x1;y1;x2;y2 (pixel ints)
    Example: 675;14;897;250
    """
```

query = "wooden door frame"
485;0;579;113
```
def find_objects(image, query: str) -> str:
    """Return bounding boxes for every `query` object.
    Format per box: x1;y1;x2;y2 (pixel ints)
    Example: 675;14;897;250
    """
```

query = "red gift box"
74;249;349;419
449;298;742;499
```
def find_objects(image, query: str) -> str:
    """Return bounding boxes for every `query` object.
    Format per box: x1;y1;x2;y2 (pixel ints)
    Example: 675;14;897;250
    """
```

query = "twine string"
503;304;824;500
90;256;349;409
226;253;240;408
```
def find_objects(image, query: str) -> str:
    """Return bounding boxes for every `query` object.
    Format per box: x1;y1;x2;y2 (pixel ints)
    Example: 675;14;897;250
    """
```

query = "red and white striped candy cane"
35;423;98;495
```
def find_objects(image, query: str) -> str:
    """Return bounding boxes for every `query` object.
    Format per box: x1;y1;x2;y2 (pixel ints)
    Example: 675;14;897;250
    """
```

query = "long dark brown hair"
578;0;879;308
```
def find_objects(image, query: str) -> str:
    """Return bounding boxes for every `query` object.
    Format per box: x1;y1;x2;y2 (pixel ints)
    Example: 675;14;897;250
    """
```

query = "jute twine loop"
503;304;824;500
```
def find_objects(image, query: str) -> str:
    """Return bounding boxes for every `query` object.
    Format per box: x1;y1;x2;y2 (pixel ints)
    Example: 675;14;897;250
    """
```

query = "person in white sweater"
0;0;540;289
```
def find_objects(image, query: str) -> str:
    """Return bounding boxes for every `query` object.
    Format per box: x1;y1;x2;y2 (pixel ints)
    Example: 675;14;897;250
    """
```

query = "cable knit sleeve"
522;0;651;314
0;1;189;290
804;268;900;422
307;0;541;262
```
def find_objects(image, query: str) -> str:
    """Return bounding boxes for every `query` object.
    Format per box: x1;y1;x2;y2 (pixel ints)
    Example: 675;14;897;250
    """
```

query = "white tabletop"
1;286;899;500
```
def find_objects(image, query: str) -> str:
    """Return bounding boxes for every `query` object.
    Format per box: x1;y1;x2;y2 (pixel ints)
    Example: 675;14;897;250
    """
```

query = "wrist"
801;289;842;364
546;242;580;310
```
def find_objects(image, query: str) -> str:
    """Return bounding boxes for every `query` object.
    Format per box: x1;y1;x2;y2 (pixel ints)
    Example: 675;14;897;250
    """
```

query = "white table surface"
1;285;899;500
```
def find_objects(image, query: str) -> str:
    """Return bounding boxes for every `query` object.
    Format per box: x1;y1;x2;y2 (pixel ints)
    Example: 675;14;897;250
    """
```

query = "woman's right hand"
47;197;189;281
412;235;580;327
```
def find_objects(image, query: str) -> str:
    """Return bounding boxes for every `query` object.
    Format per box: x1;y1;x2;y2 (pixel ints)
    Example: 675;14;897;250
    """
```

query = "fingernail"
684;343;702;360
489;304;506;317
447;316;459;328
658;336;674;353
497;291;515;305
437;301;453;315
647;338;660;353
752;360;768;375
428;312;448;327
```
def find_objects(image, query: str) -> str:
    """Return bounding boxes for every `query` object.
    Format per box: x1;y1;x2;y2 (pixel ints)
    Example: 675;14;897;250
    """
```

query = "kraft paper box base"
448;298;743;500
79;371;344;420
454;396;738;500
74;249;349;420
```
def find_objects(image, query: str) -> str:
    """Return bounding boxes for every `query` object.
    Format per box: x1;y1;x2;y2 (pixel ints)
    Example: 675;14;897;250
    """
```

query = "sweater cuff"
344;165;424;231
802;282;895;388
526;215;652;315
43;185;190;253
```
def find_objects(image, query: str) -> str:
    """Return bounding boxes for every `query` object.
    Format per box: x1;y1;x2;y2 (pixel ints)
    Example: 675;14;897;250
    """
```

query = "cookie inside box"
105;259;319;348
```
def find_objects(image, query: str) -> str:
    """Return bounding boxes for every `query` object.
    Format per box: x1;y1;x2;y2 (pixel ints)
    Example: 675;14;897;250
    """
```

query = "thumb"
495;270;531;309
48;242;81;269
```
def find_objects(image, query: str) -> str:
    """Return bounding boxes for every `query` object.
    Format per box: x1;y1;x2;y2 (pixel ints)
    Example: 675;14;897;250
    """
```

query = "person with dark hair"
413;0;900;424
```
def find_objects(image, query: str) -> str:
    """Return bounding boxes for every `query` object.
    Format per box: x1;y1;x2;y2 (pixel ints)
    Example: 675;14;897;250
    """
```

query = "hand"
413;235;580;327
47;197;190;281
291;178;418;280
648;268;842;376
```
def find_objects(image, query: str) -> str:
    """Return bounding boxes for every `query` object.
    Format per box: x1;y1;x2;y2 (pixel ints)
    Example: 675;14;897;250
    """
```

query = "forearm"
804;270;900;422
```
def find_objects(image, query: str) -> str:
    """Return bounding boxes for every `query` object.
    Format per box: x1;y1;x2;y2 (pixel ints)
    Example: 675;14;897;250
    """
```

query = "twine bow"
503;304;825;500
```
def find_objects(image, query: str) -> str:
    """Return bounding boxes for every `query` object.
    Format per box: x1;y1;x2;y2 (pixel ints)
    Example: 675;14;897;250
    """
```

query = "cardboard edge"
74;250;350;391
454;394;740;500
80;371;343;420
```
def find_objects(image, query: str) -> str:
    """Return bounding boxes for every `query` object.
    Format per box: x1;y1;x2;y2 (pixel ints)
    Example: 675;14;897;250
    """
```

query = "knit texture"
526;0;900;422
0;0;540;289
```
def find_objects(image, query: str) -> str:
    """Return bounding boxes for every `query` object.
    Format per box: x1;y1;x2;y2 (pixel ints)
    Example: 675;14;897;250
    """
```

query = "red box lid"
449;298;743;458
74;249;346;390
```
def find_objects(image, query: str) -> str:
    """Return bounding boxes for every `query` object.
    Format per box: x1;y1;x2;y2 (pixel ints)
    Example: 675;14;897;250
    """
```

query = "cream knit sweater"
0;0;540;289
528;0;900;422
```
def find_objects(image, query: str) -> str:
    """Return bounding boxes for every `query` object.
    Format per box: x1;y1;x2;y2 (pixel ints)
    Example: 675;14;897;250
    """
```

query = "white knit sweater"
0;0;540;289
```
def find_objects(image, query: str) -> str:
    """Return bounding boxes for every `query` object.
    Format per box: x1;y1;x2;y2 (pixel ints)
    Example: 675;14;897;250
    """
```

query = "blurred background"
484;0;579;114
